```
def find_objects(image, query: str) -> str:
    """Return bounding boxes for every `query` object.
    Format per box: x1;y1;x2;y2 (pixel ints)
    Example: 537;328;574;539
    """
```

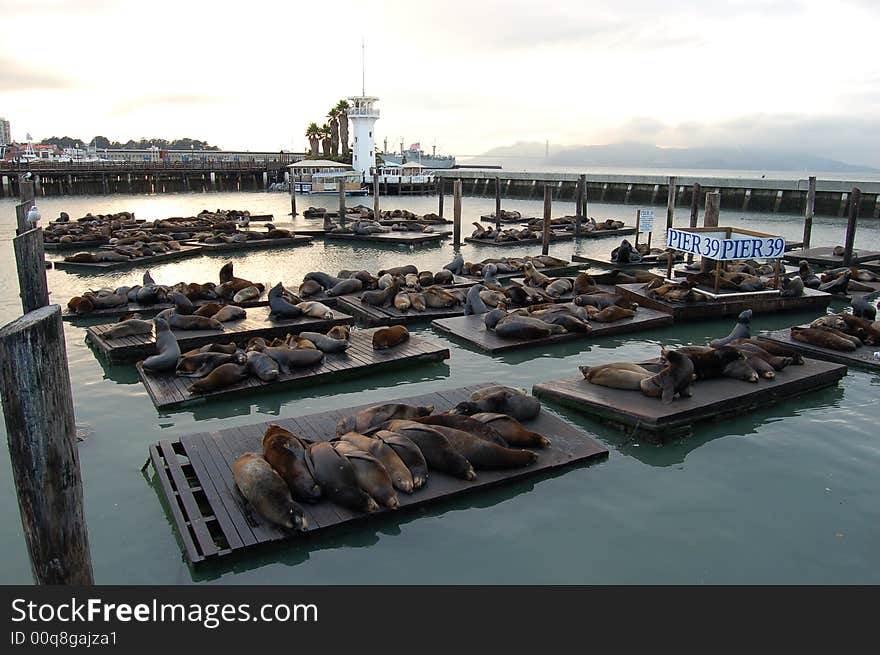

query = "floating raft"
147;383;609;565
457;262;589;282
335;292;473;327
62;297;269;323
533;358;847;442
86;306;352;364
465;232;574;247
672;263;799;278
191;236;313;252
377;218;453;226
479;215;537;224
324;231;451;245
138;329;450;409
43;239;110;251
431;308;672;354
571;253;677;268
570;226;638;239
615;283;833;320
783;246;880;267
759;328;880;372
53;245;204;272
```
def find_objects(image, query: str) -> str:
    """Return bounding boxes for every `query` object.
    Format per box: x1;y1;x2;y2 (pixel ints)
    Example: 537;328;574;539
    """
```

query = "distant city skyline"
2;0;879;167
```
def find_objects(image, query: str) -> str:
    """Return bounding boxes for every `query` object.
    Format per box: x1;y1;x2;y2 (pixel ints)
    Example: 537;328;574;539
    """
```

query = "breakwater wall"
433;170;880;218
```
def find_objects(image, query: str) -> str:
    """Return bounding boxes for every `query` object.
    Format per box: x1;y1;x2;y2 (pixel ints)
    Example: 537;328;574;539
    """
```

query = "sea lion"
444;253;464;275
269;282;304;318
639;349;695;404
336;403;434;435
730;343;793;371
187;362;249;393
338;432;414;493
305;441;379;512
452;389;541;421
194;302;225;317
232;453;307;530
378;264;418;277
167;314;224;331
233;285;263;304
545;278;573;298
298;279;323;297
332;443;400;509
361;278;399;307
482;264;500;286
298;331;350;353
326;325;351;340
791;326;858;352
422;287;459;308
212;305;246;322
261;425;321;503
579;362;654;390
523;262;552;287
175;351;243;378
218;262;255;288
394;291;412;312
591;306;636;323
493;316;554;340
260;346;325;372
464;284;488;315
573;273;597;295
612;239;641;263
819;270;850;294
372;325;410;350
852;292;878;321
103;318;153;340
468;413;551;448
326;278;363;296
374;430;428;489
731;338;805;364
709;309;752;348
304;271;342;289
141;318;180;372
382;423;476;480
296;301;334;320
721;357;760;382
246;350;280;381
67;296;95;315
169;291;195;315
574;294;631;310
377;273;394;289
780;275;805;298
799;261;821;288
198;342;238;355
412;414;508;446
677;345;746;379
408;292;427;311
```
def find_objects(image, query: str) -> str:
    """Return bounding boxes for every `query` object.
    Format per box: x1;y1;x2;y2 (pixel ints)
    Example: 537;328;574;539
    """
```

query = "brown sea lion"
259;346;325;373
67;296;95;314
423;286;459;308
579;362;653;390
326;325;350;340
298;331;349;353
218;262;255;289
452;389;541;421
261;425;321;503
338;432;414;493
187;362;249;393
332;442;400;509
378;264;418;277
372;325;410;349
468;413;551;448
233;453;308;530
640;349;695;404
362;279;401;307
382;423;476;480
194;302;225;317
412;414;509;447
573;273;598;295
336;403;434;435
375;430;428;488
233;285;264;304
212;305;246;322
393;291;412;312
103;319;153;340
298;279;323;297
791;326;857;351
305;441;379;512
676;345;746;379
591;306;636;323
732;338;805;364
168;314;224;331
176;351;244;378
408;292;427;311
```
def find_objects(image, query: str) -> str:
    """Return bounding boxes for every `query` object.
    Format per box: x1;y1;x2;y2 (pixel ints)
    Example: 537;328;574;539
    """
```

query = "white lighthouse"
347;94;379;180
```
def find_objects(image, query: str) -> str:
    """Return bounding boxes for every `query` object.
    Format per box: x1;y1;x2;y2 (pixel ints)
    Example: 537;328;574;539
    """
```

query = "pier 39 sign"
667;229;785;261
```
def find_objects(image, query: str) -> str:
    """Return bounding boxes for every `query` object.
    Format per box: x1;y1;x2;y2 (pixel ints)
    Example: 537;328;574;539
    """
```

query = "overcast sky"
1;0;878;165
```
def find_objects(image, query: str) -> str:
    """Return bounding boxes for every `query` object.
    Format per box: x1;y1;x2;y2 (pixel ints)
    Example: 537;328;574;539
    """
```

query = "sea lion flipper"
661;380;675;404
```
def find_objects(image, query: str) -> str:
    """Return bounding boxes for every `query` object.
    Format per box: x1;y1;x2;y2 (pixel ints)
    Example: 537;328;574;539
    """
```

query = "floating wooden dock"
324;231;451;245
465;232;574;247
138;329;450;409
783;246;880;267
62;297;269;323
52;245;204;272
334;293;472;327
479;214;537;223
672;264;799;278
147;383;609;565
457;262;589;282
615;283;833;320
759;328;880;372
86;306;352;363
572;227;638;239
572;253;678;269
192;236;313;252
431;308;672;354
43;239;110;251
533;358;848;442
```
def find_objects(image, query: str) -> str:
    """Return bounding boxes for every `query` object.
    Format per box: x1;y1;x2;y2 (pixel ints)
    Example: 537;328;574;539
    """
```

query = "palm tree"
320;124;332;158
305;123;321;158
328;107;340;158
335;99;350;157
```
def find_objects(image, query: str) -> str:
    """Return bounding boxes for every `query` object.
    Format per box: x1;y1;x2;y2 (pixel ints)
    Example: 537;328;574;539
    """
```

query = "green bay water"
0;190;878;584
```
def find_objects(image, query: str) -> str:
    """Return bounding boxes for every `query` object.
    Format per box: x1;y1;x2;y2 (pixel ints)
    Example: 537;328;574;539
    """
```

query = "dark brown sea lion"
592;306;636;323
327;278;363;296
375;430;428;489
372;325;410;349
452;389;541;421
468;413;551;448
579;362;653;390
362;279;401;307
67;296;95;314
732;338;805;364
187;362;249;393
168;314;224;331
245;350;280;381
722;358;760;382
791;326;857;351
259;346;325;373
676;345;746;379
176;351;243;378
338;432;414;493
640;349;695;404
336;403;434;435
378;264;418;277
382;424;476;480
269;282;304;318
412;414;508;446
141;318;180;372
573;273;598;295
194;302;225;317
332;442;400;509
218;262;255;288
305;441;379;512
422;286;459;308
212;305;246;322
169;291;195;315
261;425;321;503
298;279;323;297
233;453;308;530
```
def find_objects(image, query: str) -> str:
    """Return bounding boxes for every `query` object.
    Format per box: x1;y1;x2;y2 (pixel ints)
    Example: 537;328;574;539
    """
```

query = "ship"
379;140;456;169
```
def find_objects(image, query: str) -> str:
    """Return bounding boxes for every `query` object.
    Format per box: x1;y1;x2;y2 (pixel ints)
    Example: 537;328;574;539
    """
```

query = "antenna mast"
361;38;365;97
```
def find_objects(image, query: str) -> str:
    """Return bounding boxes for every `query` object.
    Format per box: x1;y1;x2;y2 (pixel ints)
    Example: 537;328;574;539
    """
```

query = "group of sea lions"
470;223;541;243
580;309;807;403
524;216;625;233
232;387;548;528
791;310;880;352
43;211;137;244
611;238;681;265
191;223;296;244
63;237;183;263
296;265;457;303
454;254;570;278
800;261;880;296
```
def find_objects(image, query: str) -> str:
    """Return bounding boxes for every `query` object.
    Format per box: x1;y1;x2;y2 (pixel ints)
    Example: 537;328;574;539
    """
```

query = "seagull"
27;205;41;228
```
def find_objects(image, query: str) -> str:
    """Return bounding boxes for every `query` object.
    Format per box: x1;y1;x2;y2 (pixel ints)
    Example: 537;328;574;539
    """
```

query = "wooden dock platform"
147;383;609;565
53;245;204;272
62;298;269;323
324;231;451;245
759;328;880;372
86;306;352;363
334;293;473;327
465;232;574;247
138;329;451;409
615;283;833;320
431;308;672;354
573;227;638;239
457;262;589;282
571;254;675;269
43;239;110;251
479;215;537;223
192;236;313;252
783;246;880;267
533;358;848;442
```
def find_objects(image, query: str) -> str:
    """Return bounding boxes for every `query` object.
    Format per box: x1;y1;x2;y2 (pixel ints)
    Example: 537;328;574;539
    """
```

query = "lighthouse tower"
347;94;379;180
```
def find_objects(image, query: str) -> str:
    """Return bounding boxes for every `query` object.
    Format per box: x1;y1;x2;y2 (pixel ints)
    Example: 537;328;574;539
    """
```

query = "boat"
287;159;367;196
380;141;455;169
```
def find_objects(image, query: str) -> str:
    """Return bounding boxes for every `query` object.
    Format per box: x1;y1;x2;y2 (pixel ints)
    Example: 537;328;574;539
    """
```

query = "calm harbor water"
0;190;878;584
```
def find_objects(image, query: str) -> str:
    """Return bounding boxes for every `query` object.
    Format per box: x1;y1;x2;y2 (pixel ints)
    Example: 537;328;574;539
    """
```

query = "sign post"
635;208;654;249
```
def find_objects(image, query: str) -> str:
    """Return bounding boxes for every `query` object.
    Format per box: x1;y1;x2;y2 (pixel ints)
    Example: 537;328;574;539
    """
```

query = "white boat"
288;159;367;196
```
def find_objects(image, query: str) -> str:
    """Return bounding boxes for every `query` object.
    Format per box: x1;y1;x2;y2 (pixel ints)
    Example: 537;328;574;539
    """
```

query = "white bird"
27;205;41;228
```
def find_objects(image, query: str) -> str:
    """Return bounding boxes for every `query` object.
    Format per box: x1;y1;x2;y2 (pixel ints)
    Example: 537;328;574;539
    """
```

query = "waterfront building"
287;159;366;195
0;117;10;145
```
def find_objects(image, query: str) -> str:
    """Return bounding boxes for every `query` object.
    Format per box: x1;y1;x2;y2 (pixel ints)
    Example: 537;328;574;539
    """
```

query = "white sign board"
667;228;785;260
638;208;654;233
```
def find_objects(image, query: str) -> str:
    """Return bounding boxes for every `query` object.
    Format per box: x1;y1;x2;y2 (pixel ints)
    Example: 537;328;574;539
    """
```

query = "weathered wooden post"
574;174;585;238
842;187;861;267
438;177;445;218
542;185;552;256
701;191;721;273
338;177;347;226
289;174;297;217
373;170;381;220
666;175;676;230
495;176;502;231
14;228;50;314
634;209;642;248
803;176;816;249
0;305;94;584
15;181;36;235
453;179;462;247
686;182;701;265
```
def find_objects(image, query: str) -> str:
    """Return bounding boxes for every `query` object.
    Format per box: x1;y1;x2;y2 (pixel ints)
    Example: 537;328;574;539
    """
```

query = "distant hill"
469;141;879;173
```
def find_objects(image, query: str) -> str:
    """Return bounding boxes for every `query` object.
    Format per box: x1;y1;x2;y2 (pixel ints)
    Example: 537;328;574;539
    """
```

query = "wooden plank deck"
759;328;880;372
52;245;204;272
147;383;609;565
533;358;848;442
86;305;353;363
431;307;673;354
615;283;833;320
43;239;110;251
192;236;313;252
62;297;270;323
783;246;880;267
465;232;574;247
138;329;451;409
324;231;451;245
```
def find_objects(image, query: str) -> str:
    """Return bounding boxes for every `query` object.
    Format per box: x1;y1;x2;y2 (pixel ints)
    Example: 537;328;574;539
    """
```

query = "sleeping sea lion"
332;443;400;509
194;302;225;317
298;331;350;353
591;306;636;322
103;318;153;340
167;314;224;331
260;346;325;372
233;452;307;530
791;326;857;352
639;349;695;404
336;403;434;435
269;282;303;318
709;309;752;348
141;318;180;372
305;441;379;512
573;273;597;295
187;362;249;393
413;414;508;446
212;305;246;322
169;291;195;315
731;338;804;364
452;389;541;421
261;425;321;503
372;325;410;349
176;351;243;378
233;285;263;304
338;432;414;493
579;362;654;390
375;430;428;489
298;279;323;297
326;325;351;340
394;291;412;311
296;301;334;320
326;278;363;296
246;350;280;381
468;413;551;448
378;264;418;277
304;271;342;289
382;424;476;480
677;345;746;379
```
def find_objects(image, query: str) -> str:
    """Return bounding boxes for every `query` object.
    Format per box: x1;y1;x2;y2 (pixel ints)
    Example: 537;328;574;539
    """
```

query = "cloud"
111;93;222;116
0;57;72;91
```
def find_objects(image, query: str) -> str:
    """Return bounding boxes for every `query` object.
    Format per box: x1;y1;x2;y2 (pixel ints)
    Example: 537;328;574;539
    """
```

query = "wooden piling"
338;178;346;226
666;175;676;229
634;209;642;248
0;305;94;585
373;171;380;220
290;174;297;217
495;176;502;231
542;185;552;256
13;229;50;314
687;182;701;265
453;179;462;247
15;181;35;235
803;175;816;249
842;187;861;267
438;177;445;217
574;174;585;238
